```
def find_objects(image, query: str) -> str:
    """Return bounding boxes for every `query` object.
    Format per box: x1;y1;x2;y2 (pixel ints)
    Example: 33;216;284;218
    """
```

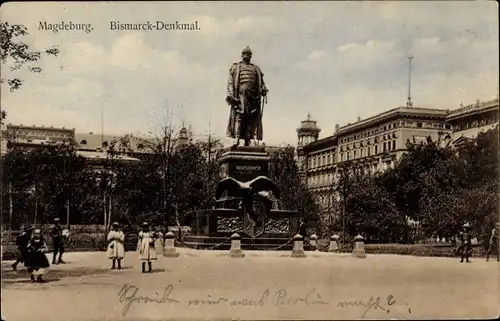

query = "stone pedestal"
309;234;318;251
163;232;180;257
291;234;307;258
229;233;244;258
328;234;339;252
218;146;270;182
352;234;366;258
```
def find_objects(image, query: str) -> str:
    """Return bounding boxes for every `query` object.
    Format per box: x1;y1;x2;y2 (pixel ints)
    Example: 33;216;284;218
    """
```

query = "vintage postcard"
1;1;499;320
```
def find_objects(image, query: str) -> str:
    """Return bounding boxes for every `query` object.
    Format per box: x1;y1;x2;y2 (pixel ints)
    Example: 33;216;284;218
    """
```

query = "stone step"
183;236;296;245
180;242;307;251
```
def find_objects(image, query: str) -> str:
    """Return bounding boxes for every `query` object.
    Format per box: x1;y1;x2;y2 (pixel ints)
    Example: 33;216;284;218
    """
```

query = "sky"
1;1;498;146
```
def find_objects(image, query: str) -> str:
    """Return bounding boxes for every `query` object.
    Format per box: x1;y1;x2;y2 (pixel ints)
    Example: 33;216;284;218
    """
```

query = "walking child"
137;222;157;273
107;222;125;270
11;225;34;271
24;229;50;283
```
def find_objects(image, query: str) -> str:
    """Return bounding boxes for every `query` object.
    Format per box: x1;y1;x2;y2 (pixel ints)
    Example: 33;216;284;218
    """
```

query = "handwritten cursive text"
118;284;180;317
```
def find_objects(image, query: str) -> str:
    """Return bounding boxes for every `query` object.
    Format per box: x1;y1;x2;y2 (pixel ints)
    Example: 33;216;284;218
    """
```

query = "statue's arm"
259;67;268;96
226;64;237;103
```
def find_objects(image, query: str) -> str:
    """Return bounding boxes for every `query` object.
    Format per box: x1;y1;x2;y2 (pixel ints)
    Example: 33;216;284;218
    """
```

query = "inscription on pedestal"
218;146;270;182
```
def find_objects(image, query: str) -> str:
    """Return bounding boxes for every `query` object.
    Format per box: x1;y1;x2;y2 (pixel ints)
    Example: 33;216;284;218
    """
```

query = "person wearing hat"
107;222;125;269
49;217;65;264
24;229;50;283
486;222;499;262
136;222;157;273
11;225;34;271
458;223;472;263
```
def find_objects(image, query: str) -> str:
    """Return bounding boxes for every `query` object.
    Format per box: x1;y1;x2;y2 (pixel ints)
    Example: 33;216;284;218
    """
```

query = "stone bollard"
163;232;180;257
328;234;340;252
352;234;366;258
309;234;318;251
229;233;244;258
291;234;307;258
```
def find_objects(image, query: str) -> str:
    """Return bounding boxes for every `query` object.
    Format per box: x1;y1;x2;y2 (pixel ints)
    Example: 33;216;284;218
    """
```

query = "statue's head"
241;46;252;63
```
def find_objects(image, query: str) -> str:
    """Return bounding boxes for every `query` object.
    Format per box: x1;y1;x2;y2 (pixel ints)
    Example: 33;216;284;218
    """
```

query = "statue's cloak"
226;62;264;141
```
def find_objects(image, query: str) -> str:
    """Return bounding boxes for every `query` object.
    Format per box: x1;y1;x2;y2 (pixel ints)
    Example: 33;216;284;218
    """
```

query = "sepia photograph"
0;1;499;320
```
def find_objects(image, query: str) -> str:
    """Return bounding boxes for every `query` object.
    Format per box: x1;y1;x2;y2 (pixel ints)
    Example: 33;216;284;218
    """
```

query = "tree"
333;163;407;243
268;146;321;231
26;142;87;225
0;22;59;123
1;145;32;228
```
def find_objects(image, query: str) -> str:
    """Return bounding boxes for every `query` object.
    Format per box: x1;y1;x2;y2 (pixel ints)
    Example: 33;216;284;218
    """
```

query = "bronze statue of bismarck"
226;46;268;147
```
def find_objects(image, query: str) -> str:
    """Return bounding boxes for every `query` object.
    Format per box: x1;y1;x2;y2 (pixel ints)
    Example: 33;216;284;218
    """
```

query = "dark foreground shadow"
140;268;166;274
1;265;110;280
2;277;62;285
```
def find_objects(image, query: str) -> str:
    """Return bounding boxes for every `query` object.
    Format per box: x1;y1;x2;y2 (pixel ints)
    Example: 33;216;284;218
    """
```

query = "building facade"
447;98;499;146
297;97;499;211
0;124;76;155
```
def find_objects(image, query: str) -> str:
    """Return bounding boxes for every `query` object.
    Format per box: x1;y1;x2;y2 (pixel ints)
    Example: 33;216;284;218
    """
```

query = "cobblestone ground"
1;249;499;320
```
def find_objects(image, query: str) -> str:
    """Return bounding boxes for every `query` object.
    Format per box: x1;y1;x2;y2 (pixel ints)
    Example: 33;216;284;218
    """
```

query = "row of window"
340;132;396;152
340;121;450;144
309;140;398;167
307;161;395;188
339;140;397;161
453;116;498;132
308;149;337;169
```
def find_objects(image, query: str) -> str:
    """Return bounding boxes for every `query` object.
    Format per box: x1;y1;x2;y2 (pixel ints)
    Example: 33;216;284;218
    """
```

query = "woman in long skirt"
24;229;50;283
137;222;157;273
107;222;125;270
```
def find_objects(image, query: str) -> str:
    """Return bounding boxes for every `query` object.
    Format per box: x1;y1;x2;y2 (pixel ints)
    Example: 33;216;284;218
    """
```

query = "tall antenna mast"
406;56;414;107
101;93;104;145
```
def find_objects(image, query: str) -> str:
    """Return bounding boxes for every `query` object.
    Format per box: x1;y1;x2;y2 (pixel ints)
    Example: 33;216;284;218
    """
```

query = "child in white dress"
107;222;125;270
137;222;157;273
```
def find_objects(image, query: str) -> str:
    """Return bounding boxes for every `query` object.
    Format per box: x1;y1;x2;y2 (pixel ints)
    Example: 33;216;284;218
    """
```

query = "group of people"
457;222;499;263
11;219;166;282
11;218;67;282
106;221;165;273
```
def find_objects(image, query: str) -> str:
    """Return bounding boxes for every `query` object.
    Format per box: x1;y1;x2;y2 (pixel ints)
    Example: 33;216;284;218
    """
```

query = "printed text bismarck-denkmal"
110;21;200;31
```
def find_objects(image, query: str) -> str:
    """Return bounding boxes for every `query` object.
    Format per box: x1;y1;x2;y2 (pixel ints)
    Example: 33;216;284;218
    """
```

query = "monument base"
218;146;270;183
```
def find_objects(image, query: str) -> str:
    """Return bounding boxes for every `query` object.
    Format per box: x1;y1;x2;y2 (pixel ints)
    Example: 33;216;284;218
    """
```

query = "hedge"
2;234;488;260
316;239;486;257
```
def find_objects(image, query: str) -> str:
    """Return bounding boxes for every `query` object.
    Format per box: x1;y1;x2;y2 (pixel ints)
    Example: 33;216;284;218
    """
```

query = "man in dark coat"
50;218;65;264
11;225;34;271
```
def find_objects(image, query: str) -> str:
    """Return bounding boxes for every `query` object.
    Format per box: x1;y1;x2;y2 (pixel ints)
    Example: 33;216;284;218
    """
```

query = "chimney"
335;124;339;132
357;116;361;122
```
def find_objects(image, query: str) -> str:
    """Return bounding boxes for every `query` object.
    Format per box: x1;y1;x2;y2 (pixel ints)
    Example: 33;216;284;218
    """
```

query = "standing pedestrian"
11;225;34;271
486;222;499;262
24;229;50;283
50;218;66;264
107;222;125;270
154;226;165;255
137;222;157;273
459;223;472;263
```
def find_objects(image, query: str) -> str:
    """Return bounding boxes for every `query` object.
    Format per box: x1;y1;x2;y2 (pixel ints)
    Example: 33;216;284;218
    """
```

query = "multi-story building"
0;124;75;155
1;122;193;165
297;97;499;211
447;97;499;146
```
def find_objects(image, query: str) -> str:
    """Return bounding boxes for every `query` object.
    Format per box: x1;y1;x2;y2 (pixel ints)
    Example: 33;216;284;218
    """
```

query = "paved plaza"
1;249;499;320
